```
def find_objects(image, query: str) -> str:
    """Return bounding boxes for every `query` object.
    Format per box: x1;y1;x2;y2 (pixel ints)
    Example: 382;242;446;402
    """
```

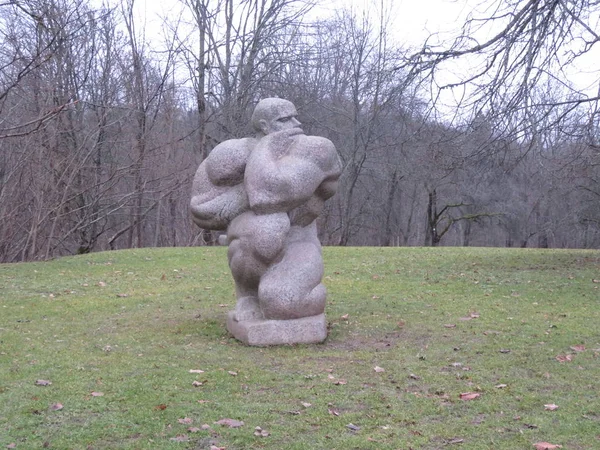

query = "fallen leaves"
373;366;385;373
555;354;573;363
178;417;193;425
555;344;588;363
189;369;205;374
254;426;269;437
544;404;559;411
460;312;481;321
533;443;562;450
215;418;244;428
49;403;63;411
459;392;481;401
35;380;52;386
90;392;104;397
154;404;168;411
327;374;347;385
346;423;360;431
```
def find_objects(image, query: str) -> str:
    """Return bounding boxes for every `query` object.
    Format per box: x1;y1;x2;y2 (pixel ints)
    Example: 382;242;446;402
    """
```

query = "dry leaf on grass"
544;404;559;411
459;392;481;401
35;380;52;386
555;354;573;362
188;427;201;433
91;392;104;397
254;426;270;437
533;443;562;449
189;369;205;373
374;366;385;373
570;344;585;352
49;403;63;411
460;312;480;321
215;418;244;428
178;417;193;424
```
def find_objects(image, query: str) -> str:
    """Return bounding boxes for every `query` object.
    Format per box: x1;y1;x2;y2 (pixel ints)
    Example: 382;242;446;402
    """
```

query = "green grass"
1;246;599;449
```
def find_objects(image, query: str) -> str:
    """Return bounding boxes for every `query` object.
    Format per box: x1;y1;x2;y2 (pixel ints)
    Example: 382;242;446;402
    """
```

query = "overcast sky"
133;0;470;49
129;0;598;109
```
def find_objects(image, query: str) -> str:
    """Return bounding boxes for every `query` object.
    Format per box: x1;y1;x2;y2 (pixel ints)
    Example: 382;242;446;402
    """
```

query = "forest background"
1;0;599;262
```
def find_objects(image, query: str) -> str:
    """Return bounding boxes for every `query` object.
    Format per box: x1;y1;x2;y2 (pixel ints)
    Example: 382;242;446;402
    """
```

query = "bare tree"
407;0;600;140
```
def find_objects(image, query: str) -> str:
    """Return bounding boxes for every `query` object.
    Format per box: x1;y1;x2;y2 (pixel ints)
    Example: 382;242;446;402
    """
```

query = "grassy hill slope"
1;247;599;449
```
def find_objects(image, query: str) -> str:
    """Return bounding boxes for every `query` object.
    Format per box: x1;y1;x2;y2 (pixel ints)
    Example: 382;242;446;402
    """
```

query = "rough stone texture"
190;98;341;345
226;312;328;346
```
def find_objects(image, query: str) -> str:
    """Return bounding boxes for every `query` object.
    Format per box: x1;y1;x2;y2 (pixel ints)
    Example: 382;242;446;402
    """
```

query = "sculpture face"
252;98;302;135
262;106;301;134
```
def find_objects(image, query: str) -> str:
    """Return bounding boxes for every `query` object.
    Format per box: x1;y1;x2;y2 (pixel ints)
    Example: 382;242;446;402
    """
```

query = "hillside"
1;247;599;449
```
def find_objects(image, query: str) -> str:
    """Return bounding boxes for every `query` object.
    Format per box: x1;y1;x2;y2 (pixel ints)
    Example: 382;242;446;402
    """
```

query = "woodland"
1;0;599;262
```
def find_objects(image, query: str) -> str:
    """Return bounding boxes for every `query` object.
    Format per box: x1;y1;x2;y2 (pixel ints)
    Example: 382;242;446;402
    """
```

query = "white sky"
134;0;469;49
319;0;470;47
130;0;598;117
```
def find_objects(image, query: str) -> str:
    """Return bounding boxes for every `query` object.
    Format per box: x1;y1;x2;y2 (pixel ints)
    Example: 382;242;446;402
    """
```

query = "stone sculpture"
190;98;342;345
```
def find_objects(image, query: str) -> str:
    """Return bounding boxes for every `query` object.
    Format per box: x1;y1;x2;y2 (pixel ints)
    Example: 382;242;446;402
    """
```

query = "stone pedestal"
226;312;327;346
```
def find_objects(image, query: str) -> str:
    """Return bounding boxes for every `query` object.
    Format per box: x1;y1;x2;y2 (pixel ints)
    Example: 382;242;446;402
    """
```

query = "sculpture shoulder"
295;135;342;174
205;138;256;186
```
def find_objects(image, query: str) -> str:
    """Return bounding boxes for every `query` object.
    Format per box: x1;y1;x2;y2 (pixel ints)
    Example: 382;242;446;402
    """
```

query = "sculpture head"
252;98;302;136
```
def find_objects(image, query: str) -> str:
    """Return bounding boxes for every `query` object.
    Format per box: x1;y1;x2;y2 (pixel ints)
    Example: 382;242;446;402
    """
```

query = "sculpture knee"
259;282;326;320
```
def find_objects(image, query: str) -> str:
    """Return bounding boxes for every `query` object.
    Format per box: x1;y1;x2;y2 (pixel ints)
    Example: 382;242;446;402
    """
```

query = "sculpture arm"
205;138;253;186
190;163;249;230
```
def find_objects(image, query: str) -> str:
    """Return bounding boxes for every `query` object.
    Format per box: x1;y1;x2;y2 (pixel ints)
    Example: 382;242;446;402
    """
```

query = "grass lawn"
1;246;599;449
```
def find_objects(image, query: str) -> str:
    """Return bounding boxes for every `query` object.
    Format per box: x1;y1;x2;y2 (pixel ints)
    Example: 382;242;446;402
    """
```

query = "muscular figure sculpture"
190;98;341;345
